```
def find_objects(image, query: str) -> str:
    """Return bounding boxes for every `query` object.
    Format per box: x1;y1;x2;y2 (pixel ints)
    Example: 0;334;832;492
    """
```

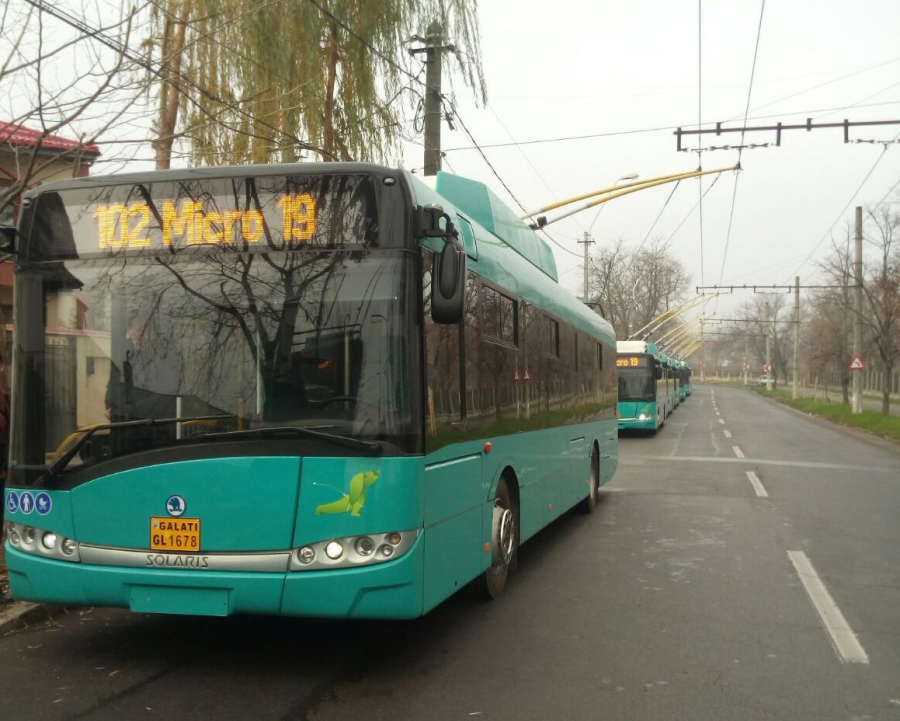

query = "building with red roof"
0;122;101;343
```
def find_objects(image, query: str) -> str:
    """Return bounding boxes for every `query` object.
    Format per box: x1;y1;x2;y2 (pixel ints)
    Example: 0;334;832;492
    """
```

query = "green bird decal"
315;470;381;516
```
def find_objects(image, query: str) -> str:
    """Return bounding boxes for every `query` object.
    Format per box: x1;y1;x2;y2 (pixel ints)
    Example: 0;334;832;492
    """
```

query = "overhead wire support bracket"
696;284;852;294
675;118;900;152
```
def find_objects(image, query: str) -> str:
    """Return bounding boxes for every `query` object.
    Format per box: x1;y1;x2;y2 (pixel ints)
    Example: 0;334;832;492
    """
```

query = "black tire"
579;445;600;514
476;477;517;600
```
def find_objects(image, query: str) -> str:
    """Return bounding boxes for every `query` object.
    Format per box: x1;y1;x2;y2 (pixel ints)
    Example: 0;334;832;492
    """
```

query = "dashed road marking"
732;446;745;458
723;430;732;438
718;418;726;425
788;550;869;665
745;470;768;498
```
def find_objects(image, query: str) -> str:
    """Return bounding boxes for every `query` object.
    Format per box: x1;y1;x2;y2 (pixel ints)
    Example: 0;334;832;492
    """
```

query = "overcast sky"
402;0;900;322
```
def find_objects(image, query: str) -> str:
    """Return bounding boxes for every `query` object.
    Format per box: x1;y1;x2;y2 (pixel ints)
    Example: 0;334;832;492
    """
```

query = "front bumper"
617;417;657;430
5;534;425;619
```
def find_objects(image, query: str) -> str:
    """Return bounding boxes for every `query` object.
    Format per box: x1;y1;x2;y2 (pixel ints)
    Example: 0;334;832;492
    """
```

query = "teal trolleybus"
2;163;618;619
616;340;676;433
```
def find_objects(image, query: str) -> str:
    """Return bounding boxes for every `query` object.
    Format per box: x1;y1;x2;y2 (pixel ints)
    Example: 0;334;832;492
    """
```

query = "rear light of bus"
4;522;80;563
289;529;419;572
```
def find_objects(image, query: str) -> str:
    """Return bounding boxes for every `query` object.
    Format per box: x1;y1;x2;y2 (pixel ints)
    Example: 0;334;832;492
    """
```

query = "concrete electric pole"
578;232;594;303
423;21;443;177
852;206;863;414
765;332;772;391
792;276;800;400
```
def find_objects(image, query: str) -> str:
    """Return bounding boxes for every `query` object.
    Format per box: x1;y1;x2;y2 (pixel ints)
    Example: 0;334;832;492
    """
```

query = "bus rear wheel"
477;478;517;600
579;445;600;514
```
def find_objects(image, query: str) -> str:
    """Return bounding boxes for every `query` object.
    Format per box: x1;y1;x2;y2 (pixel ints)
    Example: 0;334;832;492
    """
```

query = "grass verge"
748;386;900;443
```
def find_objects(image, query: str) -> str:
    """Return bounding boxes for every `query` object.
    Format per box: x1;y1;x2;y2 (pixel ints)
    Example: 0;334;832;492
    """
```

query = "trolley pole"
423;20;443;176
765;332;772;391
792;275;800;400
578;231;594;303
852;206;863;414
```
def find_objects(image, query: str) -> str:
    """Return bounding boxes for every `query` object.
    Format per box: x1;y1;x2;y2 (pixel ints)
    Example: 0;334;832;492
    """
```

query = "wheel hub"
492;503;515;567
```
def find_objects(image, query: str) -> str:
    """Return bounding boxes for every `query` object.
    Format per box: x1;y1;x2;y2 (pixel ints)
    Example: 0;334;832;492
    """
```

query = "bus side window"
422;249;464;449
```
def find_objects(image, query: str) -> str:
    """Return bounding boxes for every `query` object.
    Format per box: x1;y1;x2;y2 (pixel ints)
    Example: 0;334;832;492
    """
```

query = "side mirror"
432;240;466;324
0;225;16;255
655;364;662;380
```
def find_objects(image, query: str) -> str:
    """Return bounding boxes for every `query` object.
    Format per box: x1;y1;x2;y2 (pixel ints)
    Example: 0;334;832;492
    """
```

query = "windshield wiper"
200;426;383;456
46;415;235;480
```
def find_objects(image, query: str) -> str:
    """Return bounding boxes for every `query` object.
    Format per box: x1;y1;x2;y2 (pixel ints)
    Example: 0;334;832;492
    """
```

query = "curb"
0;601;68;635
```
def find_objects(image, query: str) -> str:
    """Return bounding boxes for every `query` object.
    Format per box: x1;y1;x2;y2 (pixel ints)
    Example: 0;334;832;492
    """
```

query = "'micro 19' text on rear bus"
2;163;618;619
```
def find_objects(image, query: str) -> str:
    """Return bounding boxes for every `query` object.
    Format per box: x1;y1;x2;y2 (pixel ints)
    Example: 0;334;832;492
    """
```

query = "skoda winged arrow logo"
166;495;186;517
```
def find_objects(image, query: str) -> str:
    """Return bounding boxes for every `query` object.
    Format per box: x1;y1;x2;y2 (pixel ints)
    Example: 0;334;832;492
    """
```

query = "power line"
716;0;764;302
27;0;332;160
790;129;899;282
663;173;722;245
440;102;900;154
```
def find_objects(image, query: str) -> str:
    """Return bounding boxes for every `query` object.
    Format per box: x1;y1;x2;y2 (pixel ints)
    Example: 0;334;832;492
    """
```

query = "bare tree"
0;2;148;221
862;203;900;414
589;237;691;339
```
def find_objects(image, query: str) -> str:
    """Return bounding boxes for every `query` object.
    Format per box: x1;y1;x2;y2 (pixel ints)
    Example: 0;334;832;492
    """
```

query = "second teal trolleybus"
2;163;618;619
616;340;677;434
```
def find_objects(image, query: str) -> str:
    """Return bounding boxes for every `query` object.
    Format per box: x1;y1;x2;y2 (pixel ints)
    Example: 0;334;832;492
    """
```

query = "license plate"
150;517;201;552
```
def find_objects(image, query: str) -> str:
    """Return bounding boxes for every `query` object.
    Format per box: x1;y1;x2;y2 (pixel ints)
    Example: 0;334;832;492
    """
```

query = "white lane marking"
723;430;732;438
732;446;745;458
787;551;869;665
745;471;768;498
718;418;726;425
715;410;721;416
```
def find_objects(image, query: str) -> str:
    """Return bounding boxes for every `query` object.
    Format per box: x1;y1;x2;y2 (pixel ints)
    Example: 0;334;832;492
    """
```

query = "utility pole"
765;331;772;391
852;206;863;414
423;20;443;176
743;337;749;386
578;232;594;303
792;276;800;400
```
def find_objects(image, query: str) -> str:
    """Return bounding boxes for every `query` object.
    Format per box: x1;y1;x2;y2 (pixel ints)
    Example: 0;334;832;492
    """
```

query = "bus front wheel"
477;478;518;600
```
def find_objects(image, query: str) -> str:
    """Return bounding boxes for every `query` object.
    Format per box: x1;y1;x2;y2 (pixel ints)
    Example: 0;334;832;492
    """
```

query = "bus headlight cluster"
290;529;419;572
4;522;80;563
638;413;650;421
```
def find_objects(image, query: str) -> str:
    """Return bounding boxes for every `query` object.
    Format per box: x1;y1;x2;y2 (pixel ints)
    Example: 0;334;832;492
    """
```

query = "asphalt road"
2;385;899;721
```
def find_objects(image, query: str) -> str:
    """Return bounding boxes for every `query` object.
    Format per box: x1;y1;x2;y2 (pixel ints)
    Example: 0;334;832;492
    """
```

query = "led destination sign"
616;355;650;368
25;174;379;259
91;193;316;250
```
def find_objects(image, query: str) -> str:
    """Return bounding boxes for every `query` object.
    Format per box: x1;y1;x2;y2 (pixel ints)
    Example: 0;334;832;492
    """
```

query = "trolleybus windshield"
616;355;656;401
11;174;418;483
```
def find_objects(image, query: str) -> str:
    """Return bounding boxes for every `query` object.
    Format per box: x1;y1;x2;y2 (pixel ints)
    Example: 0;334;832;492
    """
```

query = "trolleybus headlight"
41;532;58;550
61;539;77;556
379;544;394;559
297;546;316;564
354;537;375;556
7;525;20;546
638;413;649;421
324;541;344;560
387;532;402;546
22;526;36;545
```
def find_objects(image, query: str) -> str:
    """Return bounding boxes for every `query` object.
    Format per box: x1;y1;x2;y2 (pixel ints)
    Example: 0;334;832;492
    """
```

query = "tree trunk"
322;22;339;161
883;363;893;415
154;0;189;170
840;368;850;405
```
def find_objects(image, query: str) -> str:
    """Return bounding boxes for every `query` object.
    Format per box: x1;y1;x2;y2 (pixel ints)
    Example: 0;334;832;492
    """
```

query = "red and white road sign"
849;355;866;371
763;364;771;373
514;370;521;381
523;369;532;381
743;363;750;371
